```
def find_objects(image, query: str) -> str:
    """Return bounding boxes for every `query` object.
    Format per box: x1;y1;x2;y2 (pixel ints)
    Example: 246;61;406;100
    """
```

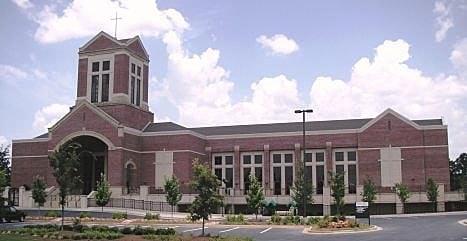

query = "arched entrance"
70;135;108;195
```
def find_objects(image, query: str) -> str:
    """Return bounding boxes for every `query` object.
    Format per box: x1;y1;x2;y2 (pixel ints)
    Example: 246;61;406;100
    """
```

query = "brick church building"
11;32;455;214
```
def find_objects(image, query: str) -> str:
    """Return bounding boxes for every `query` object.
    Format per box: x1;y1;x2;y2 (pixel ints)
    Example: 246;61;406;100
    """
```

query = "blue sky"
0;0;466;158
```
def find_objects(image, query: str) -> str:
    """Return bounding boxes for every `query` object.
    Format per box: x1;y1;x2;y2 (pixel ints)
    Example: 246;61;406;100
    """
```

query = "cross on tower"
111;12;122;38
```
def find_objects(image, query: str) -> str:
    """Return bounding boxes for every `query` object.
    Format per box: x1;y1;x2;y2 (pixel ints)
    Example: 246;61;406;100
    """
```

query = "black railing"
88;198;174;212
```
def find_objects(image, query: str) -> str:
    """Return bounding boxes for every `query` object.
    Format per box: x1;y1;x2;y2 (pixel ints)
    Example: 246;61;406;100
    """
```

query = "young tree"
0;169;6;206
49;141;82;230
449;153;467;194
329;171;345;216
246;174;265;220
0;145;11;186
426;178;439;212
188;160;223;236
291;167;313;217
32;176;47;216
395;183;411;214
164;175;182;217
95;173;112;218
362;178;377;204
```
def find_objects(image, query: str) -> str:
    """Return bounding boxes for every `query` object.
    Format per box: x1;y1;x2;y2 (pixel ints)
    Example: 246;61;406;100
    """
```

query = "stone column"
18;186;25;208
294;143;302;172
263;145;270;196
325;142;333;186
234;145;241;196
323;186;331;215
437;184;445;212
80;195;88;209
140;185;149;200
395;193;403;214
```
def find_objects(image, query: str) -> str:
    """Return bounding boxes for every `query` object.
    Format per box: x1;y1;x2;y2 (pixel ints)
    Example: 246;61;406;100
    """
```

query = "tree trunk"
101;206;104;219
172;205;174;218
202;217;205;236
61;203;64;231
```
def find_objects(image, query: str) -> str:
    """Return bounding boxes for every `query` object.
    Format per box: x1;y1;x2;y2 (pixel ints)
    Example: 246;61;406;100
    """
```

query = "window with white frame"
241;152;263;194
333;149;358;194
304;150;326;194
270;151;294;195
129;62;142;106
212;154;234;189
90;60;111;103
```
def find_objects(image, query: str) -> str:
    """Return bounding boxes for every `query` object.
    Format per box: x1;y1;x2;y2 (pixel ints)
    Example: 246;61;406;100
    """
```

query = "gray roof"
35;133;49;138
143;118;443;136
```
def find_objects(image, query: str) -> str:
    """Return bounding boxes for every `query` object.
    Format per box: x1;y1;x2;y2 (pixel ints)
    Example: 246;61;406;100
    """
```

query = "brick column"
323;186;331;215
437;184;445;212
263;144;270;195
234;145;241;196
294;143;301;171
325;142;333;186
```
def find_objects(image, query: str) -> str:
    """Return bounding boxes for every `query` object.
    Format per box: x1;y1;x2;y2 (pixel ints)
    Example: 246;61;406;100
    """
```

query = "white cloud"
450;38;467;75
11;0;33;9
33;104;70;132
0;64;28;81
256;34;299;55
433;1;453;42
28;0;189;43
309;39;467;158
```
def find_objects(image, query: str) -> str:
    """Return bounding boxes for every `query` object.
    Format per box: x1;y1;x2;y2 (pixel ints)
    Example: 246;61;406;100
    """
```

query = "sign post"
355;201;370;225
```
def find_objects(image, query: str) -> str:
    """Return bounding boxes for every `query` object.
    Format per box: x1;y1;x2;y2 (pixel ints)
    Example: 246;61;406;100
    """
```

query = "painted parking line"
259;227;272;234
219;227;239;234
182;227;208;233
169;226;180;229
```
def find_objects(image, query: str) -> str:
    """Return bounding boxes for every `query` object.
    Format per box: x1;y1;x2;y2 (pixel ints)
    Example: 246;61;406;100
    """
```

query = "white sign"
356;202;369;207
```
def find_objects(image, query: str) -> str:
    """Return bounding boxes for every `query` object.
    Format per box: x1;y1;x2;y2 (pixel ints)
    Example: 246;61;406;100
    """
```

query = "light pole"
294;109;313;217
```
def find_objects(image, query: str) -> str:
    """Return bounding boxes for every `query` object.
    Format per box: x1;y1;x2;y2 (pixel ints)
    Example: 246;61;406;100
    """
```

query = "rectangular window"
316;152;325;162
348;151;357;161
214;168;222;181
336;164;344;175
137;66;141;76
131;63;136;74
305;153;313;162
214;156;222;165
101;74;109;102
243;168;251;194
316;166;324;194
254;155;262;164
136;79;141;106
335;152;344;162
92;62;99;72
305;166;312;185
225;156;233;165
255;167;262;184
225;168;233;188
130;76;135;104
348;164;357;194
273;167;281;195
102;61;110;71
285;166;293;195
284;154;293;163
273;154;281;163
243;155;251;165
91;75;99;103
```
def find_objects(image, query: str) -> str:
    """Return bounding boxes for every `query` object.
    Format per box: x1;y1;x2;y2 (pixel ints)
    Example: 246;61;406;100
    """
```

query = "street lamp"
294;109;313;217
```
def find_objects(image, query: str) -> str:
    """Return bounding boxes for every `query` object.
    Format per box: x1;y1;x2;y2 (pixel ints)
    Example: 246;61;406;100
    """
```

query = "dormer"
76;31;150;111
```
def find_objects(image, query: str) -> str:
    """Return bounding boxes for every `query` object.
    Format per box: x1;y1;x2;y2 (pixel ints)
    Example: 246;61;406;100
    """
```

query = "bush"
269;214;282;224
45;210;60;217
262;200;277;216
144;212;160;220
317;216;331;228
305;217;320;225
112;212;127;219
79;212;91;218
121;227;133;235
144;235;182;241
226;214;246;224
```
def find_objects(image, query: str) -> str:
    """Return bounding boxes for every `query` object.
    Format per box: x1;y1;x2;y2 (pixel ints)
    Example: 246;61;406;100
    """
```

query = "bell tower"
75;31;153;130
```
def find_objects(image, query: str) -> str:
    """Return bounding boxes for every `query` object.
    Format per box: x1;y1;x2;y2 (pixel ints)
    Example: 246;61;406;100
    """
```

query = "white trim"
124;160;137;169
86;54;114;103
79;31;121;52
125;36;150;60
12;155;48;158
140;130;206;139
358;145;448;151
48;100;120;132
212;153;235;189
332;148;358;194
240;152;264;191
270;150;295;196
12;138;48;143
115;147;206;156
52;130;116;151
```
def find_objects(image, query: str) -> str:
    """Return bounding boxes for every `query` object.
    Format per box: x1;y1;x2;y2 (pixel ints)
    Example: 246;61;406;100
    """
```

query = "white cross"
111;12;122;38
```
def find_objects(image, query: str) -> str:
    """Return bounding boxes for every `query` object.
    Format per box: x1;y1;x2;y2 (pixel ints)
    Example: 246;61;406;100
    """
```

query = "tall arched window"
125;161;137;194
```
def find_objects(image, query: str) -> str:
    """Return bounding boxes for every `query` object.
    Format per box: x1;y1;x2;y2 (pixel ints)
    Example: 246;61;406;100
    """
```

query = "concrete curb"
303;225;383;235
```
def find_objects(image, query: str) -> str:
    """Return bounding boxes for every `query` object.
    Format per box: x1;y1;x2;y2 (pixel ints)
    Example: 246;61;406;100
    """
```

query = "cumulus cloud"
0;64;28;81
0;136;9;148
309;39;467;158
256;34;299;55
25;0;189;43
33;104;70;132
433;1;453;42
11;0;33;9
450;38;467;75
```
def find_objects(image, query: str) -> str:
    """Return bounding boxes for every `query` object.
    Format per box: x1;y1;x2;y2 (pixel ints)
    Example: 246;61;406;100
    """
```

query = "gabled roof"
142;108;444;136
79;31;149;61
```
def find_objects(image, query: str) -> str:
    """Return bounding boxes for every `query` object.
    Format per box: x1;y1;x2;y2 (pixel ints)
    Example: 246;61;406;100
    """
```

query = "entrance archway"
70;135;108;195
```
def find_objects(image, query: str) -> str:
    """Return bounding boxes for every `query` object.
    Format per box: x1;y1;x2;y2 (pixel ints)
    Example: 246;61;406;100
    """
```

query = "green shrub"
79;212;91;218
226;214;246;224
121;227;133;234
317;216;331;228
144;212;160;220
144;235;182;241
305;217;320;225
112;212;128;219
270;214;282;224
45;210;60;217
133;225;145;235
